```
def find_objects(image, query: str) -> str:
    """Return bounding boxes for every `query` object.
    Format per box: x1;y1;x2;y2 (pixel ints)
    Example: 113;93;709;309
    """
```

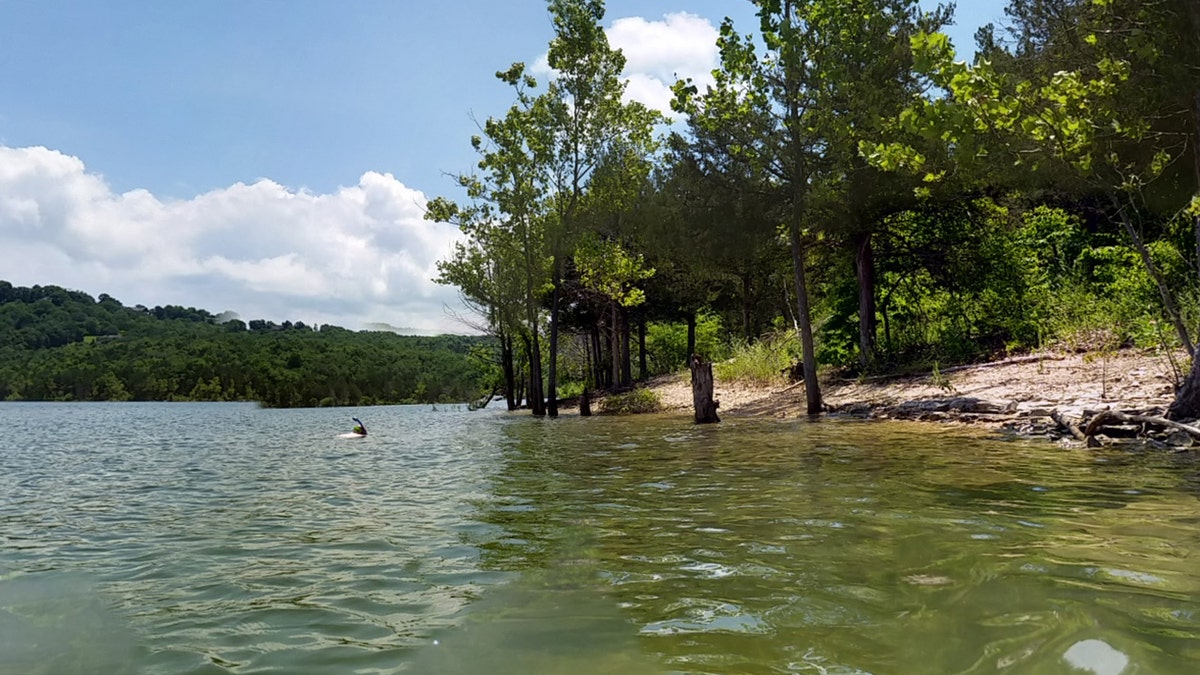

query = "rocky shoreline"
624;349;1198;450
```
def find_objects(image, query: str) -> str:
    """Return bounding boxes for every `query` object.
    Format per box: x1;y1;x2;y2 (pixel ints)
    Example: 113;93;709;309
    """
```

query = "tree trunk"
610;302;620;389
591;326;604;390
580;331;595;415
620;306;632;387
689;354;720;424
789;224;823;415
501;331;517;411
580;387;592;417
741;270;753;341
547;260;561;418
528;332;544;415
1193;86;1200;307
1109;193;1194;356
781;275;797;332
1169;354;1200;419
1168;87;1200;420
854;231;877;371
517;334;532;411
637;315;647;381
782;0;822;416
882;300;892;359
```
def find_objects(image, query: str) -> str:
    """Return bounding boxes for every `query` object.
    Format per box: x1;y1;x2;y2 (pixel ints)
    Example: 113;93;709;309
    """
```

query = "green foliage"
713;330;799;386
573;232;655;307
597;387;662;415
644;312;730;376
0;282;490;407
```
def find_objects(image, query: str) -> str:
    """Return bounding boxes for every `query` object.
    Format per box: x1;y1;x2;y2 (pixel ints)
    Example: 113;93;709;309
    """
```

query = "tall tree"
800;0;951;370
677;0;921;414
868;0;1199;356
426;64;554;415
538;0;662;416
433;227;525;410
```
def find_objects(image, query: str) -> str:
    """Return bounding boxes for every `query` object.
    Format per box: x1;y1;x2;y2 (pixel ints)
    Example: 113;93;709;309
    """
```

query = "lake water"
2;402;1199;674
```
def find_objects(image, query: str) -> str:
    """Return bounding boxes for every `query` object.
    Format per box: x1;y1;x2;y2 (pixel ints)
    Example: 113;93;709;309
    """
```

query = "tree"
573;232;655;387
538;0;662;416
653;126;784;349
434;235;525;410
867;0;1199;357
677;0;917;414
797;0;951;370
426;63;554;415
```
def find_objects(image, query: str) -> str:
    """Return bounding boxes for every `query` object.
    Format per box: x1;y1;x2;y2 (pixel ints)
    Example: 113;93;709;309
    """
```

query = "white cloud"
0;145;476;334
532;11;719;115
607;12;719;86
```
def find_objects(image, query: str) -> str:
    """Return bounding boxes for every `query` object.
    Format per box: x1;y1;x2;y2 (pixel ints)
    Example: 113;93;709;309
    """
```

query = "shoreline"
600;348;1196;450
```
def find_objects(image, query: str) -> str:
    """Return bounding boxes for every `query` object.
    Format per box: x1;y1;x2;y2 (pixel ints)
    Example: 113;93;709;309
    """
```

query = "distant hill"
361;322;446;337
0;280;493;407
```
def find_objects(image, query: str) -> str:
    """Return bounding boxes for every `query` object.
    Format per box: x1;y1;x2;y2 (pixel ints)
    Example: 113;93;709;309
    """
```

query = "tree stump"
580;388;592;417
689;354;720;424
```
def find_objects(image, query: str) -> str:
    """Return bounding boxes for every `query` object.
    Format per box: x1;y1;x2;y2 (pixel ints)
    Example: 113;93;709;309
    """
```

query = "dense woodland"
0;282;490;407
426;0;1200;417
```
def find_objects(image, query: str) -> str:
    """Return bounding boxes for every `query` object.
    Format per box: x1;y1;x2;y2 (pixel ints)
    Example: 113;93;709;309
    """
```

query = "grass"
712;330;797;387
598;388;662;415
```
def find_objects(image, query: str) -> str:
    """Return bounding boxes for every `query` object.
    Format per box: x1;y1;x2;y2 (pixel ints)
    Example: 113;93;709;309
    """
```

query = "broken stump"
690;354;721;424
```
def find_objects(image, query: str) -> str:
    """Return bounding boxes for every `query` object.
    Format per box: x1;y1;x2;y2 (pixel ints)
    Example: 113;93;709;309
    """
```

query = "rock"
1017;401;1056;417
1162;431;1194;448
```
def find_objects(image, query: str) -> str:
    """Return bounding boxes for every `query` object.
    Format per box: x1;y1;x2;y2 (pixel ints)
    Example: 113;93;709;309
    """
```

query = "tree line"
426;0;1200;418
0;281;491;407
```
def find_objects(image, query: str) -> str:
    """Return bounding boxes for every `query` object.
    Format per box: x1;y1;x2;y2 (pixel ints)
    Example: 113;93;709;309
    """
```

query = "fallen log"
936;353;1064;375
1051;410;1088;442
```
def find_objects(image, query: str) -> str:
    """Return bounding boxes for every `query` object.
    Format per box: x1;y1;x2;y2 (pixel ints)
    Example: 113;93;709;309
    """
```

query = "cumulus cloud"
0;145;474;333
532;11;719;115
606;12;719;110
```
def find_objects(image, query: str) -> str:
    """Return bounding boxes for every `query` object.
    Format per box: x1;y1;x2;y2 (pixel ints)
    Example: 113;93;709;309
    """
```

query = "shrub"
598;388;662;415
713;330;798;386
644;312;730;376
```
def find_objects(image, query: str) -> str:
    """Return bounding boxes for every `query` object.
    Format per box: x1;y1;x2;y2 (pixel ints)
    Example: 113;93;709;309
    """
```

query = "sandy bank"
607;349;1195;449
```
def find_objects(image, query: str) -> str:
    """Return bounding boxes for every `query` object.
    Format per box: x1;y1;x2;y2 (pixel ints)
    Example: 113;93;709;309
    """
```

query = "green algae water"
2;402;1199;673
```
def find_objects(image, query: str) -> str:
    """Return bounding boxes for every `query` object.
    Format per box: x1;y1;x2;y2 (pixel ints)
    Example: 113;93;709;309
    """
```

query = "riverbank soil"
628;349;1196;449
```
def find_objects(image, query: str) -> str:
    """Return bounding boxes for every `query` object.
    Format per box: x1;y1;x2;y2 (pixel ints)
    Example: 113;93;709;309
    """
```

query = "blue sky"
0;0;1006;333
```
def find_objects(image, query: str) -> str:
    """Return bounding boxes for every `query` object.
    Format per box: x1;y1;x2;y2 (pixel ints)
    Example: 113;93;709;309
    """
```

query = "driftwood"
689;354;720;424
1051;411;1088;442
936;354;1064;375
1084;410;1200;441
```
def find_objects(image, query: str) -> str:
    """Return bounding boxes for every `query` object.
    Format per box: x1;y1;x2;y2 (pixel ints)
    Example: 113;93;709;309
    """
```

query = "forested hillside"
0;281;490;406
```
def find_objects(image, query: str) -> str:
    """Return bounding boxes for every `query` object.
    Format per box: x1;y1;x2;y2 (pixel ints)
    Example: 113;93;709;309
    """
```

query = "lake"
1;401;1199;674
